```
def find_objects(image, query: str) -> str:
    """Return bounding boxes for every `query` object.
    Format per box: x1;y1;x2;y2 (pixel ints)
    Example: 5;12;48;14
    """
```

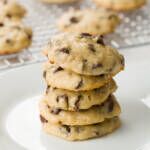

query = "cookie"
92;0;147;11
57;9;120;35
0;0;26;20
45;79;117;111
40;116;121;141
40;0;79;4
0;21;32;54
39;95;121;126
45;33;124;76
44;62;111;91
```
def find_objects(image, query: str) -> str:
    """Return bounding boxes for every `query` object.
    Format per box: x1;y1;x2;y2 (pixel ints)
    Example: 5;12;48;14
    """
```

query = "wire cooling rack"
0;0;150;71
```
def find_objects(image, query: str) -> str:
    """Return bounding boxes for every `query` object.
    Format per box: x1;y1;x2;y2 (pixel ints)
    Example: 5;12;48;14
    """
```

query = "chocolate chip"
88;95;91;101
108;14;116;20
120;57;125;66
0;23;4;27
28;34;32;40
6;14;12;18
62;125;71;133
58;121;62;124
99;74;105;78
40;115;48;123
75;79;83;89
56;94;68;105
47;105;50;109
5;39;13;44
96;36;105;46
83;59;87;63
6;39;11;43
53;66;64;73
101;101;105;107
46;85;50;94
74;95;82;111
80;33;92;38
95;131;100;136
3;0;7;4
70;17;79;23
108;97;114;112
82;59;87;71
92;63;103;69
51;108;61;115
59;47;70;54
88;44;96;52
43;71;46;78
56;96;60;102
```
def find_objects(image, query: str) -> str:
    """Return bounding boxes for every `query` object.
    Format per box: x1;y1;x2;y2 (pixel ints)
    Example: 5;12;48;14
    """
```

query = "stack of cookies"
39;33;125;141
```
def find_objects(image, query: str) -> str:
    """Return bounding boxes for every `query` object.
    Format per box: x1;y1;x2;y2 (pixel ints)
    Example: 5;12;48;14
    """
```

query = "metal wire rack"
0;0;150;71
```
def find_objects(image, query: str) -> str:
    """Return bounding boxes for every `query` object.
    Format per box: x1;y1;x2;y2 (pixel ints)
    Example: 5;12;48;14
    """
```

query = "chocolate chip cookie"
92;0;147;11
58;9;120;35
40;0;80;4
45;33;124;76
0;0;26;20
45;79;117;111
39;95;121;126
0;20;32;54
44;62;111;91
41;116;121;141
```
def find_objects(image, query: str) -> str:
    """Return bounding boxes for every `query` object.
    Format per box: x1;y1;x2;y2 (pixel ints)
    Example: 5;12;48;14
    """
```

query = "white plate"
0;48;150;150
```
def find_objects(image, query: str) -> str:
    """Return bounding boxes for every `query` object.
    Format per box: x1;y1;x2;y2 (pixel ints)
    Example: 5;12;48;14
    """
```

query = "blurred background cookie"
58;9;120;35
92;0;147;11
0;0;26;21
40;0;81;4
0;21;32;54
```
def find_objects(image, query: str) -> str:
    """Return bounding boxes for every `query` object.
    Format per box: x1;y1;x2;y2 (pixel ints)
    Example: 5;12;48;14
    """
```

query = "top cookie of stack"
45;33;124;77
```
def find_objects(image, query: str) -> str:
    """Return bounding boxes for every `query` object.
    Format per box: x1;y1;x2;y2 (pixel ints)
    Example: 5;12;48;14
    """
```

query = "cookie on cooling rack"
92;0;147;11
40;116;121;141
40;0;79;4
0;21;32;54
58;9;120;35
0;0;26;20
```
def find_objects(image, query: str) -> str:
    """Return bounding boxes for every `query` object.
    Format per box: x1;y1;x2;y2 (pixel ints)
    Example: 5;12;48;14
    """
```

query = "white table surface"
121;45;150;150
